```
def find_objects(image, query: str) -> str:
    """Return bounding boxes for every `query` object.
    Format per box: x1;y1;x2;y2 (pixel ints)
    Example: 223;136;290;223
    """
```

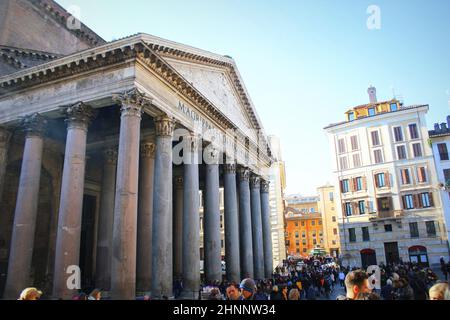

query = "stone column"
53;103;95;299
173;175;183;280
136;142;156;293
110;89;146;300
151;115;175;299
203;147;222;284
3;114;46;299
95;148;118;291
223;163;240;283
250;175;264;280
261;180;273;279
0;127;11;202
181;134;200;299
238;167;253;279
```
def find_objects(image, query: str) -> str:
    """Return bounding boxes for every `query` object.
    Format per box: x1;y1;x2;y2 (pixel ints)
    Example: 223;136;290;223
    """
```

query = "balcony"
368;210;404;221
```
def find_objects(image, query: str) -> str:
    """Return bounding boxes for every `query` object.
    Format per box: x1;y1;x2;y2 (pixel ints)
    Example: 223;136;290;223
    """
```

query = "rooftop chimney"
434;123;440;132
368;86;377;103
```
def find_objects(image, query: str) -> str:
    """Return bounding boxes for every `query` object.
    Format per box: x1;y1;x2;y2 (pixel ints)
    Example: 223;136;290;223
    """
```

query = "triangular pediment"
164;57;255;133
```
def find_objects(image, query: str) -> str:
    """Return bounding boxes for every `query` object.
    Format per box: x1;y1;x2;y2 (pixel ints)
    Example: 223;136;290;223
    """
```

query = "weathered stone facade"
0;1;274;300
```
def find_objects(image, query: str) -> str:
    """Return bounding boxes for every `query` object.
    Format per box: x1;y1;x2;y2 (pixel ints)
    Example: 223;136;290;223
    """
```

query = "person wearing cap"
18;288;42;300
239;278;256;300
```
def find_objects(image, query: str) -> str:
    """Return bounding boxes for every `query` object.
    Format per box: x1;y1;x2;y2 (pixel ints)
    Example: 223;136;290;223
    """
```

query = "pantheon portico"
0;1;274;300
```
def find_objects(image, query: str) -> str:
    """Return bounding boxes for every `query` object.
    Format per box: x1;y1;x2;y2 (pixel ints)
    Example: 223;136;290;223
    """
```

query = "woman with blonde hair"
288;288;300;300
429;282;449;300
18;288;42;300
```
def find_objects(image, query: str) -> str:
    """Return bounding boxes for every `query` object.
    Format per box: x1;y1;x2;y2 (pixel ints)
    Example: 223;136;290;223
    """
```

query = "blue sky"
57;0;450;195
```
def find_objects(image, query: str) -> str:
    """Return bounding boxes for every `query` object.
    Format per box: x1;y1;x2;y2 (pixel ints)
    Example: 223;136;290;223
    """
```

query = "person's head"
272;285;279;293
288;288;300;300
89;289;101;300
18;288;42;300
386;279;393;287
226;283;240;300
208;288;222;300
239;278;256;300
429;282;449;301
344;270;371;300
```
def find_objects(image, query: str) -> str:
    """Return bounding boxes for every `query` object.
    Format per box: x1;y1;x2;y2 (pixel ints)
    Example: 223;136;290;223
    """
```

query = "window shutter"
413;194;420;209
374;174;379;188
385;172;391;187
401;196;407;209
362;176;367;190
401;169;407;184
429;192;434;207
340;180;343;193
342;203;347;217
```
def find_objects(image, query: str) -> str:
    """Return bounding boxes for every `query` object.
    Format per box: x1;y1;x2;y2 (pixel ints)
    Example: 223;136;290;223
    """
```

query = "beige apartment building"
317;185;341;257
324;87;449;268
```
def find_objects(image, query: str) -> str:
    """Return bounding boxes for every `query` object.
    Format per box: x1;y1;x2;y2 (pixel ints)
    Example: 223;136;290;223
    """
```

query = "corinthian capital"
104;148;118;165
261;180;270;193
113;88;150;118
184;133;200;153
223;163;236;175
238;167;250;182
63;102;96;131
250;175;261;189
21;113;47;138
154;115;175;137
141;142;156;159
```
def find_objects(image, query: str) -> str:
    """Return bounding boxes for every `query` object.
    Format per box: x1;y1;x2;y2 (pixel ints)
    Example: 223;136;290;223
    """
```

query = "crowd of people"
199;256;450;301
11;255;450;301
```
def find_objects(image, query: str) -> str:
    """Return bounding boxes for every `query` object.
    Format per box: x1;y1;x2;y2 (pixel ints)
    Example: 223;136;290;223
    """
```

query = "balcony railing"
368;210;404;220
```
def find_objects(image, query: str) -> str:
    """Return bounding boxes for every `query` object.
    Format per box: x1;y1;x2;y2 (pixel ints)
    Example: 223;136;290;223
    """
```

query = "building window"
302;239;307;245
348;228;356;242
295;231;299;238
371;131;381;146
412;143;422;158
295;222;299;227
301;222;305;227
332;240;337;245
426;221;436;237
409;123;419;139
313;239;317;245
295;240;300;246
332;216;336;222
377;197;392;212
390;103;398;112
350;135;359;151
329;192;334;202
319;221;322;226
355;177;363;191
402;194;414;210
409;222;419;238
420;193;432;208
375;172;387;188
311;221;316;226
374;149;383;164
384;224;393;232
353;153;362;167
339;156;348;170
362;227;370;242
344;202;353;216
368;107;376;117
358;200;366;215
417;167;427;183
397;145;407;160
348;112;355;121
393;126;403;142
303;248;307;253
438;143;449;161
400;168;411;185
338;138;346;154
341;179;350;193
310;207;315;213
333;228;338;235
